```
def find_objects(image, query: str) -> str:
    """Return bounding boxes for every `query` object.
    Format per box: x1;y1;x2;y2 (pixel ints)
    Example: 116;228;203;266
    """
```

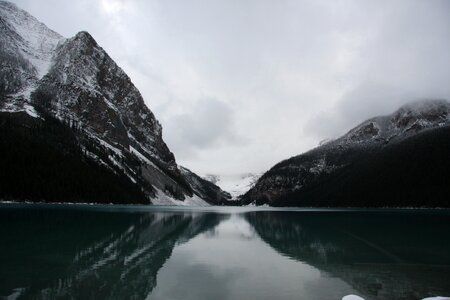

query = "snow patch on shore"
151;188;209;207
342;296;364;300
343;296;450;300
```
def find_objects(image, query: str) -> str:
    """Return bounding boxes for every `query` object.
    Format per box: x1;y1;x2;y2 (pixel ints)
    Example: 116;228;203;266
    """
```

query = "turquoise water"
0;204;449;300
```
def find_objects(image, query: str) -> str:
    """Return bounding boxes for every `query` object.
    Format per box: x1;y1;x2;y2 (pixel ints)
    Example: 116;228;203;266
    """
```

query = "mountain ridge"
0;1;229;205
242;99;450;207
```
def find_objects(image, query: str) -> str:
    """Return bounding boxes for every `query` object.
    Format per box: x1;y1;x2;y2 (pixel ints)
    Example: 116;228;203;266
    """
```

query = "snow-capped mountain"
180;167;233;205
0;1;229;205
0;1;63;106
242;100;450;207
203;173;261;200
333;99;450;147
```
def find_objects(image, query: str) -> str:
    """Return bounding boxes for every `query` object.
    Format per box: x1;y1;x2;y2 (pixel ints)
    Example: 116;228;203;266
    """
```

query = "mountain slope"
0;112;148;204
203;173;261;200
180;167;233;205
0;1;228;205
0;0;62;103
31;30;194;201
242;100;450;207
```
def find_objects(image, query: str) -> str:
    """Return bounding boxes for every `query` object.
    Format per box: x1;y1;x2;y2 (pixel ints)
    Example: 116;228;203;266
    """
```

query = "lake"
0;204;449;300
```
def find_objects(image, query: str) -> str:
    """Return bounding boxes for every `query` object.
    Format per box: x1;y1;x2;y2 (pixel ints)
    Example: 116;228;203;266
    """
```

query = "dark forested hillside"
243;100;450;208
243;125;450;207
0;2;232;205
0;112;148;204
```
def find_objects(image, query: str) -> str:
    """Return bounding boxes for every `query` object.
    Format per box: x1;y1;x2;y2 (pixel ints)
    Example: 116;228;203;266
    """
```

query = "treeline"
0;111;148;204
249;126;450;208
0;43;36;97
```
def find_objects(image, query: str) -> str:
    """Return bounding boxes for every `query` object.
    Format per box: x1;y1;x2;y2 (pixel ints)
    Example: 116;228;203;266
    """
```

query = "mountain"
203;173;261;200
179;167;233;205
0;1;229;205
242;100;450;207
0;1;62;93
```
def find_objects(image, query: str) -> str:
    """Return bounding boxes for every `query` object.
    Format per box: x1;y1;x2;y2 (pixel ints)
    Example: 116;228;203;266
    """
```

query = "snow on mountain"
34;30;177;168
29;29;199;203
342;295;365;300
150;187;210;206
0;1;63;77
203;173;261;200
334;99;450;147
0;1;228;205
179;167;232;205
0;0;63;106
243;99;450;207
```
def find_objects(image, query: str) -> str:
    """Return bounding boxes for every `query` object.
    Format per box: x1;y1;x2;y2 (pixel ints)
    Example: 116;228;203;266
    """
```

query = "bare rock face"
0;0;62;102
0;1;62;74
243;100;450;207
0;1;227;205
340;100;450;145
180;166;232;205
33;31;176;169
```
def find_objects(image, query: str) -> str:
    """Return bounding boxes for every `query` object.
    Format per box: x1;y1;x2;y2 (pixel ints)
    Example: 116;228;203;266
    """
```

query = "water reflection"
0;206;449;300
148;213;360;300
0;205;225;299
245;210;450;300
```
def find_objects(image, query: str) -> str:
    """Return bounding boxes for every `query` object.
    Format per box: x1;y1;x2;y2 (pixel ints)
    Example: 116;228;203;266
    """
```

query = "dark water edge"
0;204;449;300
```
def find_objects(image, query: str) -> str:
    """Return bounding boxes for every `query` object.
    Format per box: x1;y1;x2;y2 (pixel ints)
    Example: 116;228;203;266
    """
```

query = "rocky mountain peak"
73;30;95;42
243;99;450;207
339;99;450;146
392;99;449;128
1;1;229;205
33;29;176;168
0;0;63;79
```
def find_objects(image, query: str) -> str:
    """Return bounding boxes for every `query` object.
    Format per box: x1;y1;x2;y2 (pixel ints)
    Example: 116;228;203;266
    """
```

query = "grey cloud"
163;98;246;160
304;82;414;140
9;0;450;174
304;0;450;142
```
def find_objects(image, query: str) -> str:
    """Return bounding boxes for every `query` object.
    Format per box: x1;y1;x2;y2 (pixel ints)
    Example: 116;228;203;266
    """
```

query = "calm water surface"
0;204;449;300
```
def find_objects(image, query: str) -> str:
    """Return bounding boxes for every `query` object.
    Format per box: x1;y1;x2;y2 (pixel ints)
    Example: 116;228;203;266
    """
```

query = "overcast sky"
10;0;450;175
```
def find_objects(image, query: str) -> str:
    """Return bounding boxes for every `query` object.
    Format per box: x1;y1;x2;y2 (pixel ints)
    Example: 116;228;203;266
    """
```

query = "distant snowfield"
203;173;261;200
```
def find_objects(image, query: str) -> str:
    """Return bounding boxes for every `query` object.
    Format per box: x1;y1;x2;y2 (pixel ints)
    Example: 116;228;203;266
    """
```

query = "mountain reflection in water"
0;205;449;300
0;205;225;299
245;210;450;300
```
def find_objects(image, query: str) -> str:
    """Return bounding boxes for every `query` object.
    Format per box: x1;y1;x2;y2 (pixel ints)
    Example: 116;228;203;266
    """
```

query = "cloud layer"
11;0;450;175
